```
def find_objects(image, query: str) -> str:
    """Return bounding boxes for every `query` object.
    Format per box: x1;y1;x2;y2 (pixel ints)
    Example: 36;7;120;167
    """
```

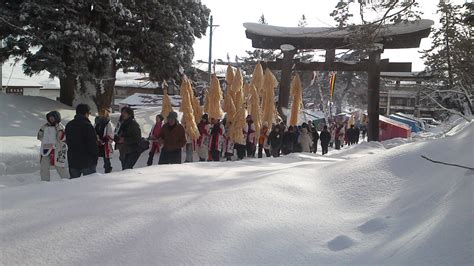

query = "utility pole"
208;15;219;82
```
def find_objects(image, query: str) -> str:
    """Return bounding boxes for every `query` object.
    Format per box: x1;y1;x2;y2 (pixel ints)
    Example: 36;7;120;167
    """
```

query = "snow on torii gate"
244;19;433;141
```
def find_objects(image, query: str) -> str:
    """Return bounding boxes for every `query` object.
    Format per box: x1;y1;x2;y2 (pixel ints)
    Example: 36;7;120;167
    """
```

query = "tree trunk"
59;74;115;114
334;74;353;115
59;74;76;106
63;58;116;113
93;58;116;111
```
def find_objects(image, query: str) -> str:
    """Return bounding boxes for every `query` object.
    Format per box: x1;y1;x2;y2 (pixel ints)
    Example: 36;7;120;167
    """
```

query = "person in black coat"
346;125;355;146
66;104;99;178
311;127;320;153
116;107;142;170
354;125;360;144
281;126;296;155
319;125;331;155
268;125;283;157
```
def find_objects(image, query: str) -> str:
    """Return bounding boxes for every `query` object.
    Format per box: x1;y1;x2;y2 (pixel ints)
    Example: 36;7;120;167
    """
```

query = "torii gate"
244;20;433;141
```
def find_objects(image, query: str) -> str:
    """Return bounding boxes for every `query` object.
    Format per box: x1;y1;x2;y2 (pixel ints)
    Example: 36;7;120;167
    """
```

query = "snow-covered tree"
325;0;422;115
330;0;421;50
421;1;473;120
0;0;210;111
258;14;268;25
330;0;353;28
295;14;313;63
298;14;308;27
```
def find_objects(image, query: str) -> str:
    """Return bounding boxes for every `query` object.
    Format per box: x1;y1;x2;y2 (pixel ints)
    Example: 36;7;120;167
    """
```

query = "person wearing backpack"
37;111;69;181
95;108;114;173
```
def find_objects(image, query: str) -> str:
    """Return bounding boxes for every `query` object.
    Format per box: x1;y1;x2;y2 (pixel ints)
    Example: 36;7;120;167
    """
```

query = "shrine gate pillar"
367;49;382;142
277;50;296;120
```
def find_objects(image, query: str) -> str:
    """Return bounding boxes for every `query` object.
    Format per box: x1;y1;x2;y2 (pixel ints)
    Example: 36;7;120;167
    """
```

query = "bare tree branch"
421;155;474;171
420;91;472;122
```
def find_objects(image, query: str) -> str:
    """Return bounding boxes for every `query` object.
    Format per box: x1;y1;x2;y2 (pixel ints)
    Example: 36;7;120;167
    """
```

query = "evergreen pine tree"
298;14;308;27
421;1;473;116
295;14;313;63
258;14;268;25
0;0;210;111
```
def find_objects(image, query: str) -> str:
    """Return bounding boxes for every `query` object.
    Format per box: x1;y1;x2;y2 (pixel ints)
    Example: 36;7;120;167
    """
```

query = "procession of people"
36;64;367;181
37;107;365;181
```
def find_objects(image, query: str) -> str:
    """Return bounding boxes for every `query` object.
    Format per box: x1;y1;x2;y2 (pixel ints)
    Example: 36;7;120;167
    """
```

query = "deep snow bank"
0;93;179;176
0;95;77;175
0;94;76;137
1;121;472;265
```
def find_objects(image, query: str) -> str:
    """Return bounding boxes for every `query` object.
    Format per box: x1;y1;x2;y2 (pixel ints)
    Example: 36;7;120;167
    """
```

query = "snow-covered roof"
1;77;42;88
244;20;434;39
193;62;228;77
2;59;60;89
379;115;411;130
1;60;160;90
244;19;434;49
380;71;433;78
303;109;326;119
119;93;181;107
115;70;160;89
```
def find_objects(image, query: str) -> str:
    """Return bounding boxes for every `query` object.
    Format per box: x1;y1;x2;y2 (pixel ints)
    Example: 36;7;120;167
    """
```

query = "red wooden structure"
379;115;411;141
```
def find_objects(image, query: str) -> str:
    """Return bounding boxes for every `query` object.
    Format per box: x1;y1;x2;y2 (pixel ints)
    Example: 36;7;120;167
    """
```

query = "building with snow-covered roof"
118;93;181;110
380;72;440;118
1;60;60;100
113;70;181;104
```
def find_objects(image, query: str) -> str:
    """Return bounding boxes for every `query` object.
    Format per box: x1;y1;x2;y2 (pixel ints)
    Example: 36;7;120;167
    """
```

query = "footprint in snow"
357;217;388;234
327;235;356;251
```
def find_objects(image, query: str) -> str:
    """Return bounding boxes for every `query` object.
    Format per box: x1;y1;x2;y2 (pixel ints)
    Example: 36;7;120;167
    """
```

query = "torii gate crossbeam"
243;20;433;141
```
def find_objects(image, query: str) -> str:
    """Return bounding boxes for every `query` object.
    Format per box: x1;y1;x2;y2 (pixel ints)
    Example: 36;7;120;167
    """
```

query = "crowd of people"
37;104;365;181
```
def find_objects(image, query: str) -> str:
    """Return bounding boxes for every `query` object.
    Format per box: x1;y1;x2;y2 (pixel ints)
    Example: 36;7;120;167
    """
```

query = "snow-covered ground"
0;95;77;176
0;94;171;178
1;94;473;265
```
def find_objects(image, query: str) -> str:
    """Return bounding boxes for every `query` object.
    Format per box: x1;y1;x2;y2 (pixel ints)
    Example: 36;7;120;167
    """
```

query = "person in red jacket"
258;122;270;158
147;114;163;166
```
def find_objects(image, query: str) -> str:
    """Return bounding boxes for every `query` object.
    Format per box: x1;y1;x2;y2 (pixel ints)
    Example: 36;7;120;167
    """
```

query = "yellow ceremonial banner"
329;72;336;100
289;74;303;126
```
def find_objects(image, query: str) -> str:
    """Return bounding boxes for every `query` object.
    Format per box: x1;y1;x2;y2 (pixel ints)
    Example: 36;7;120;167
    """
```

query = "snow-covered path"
1;122;472;265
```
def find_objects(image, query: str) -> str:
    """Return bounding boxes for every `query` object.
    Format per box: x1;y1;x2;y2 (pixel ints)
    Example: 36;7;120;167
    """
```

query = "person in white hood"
300;125;312;153
37;111;69;181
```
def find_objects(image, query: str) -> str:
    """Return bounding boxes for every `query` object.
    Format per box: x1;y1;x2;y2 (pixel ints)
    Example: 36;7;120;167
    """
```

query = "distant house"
113;70;181;110
118;93;182;110
1;61;60;100
379;72;440;118
114;70;161;99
